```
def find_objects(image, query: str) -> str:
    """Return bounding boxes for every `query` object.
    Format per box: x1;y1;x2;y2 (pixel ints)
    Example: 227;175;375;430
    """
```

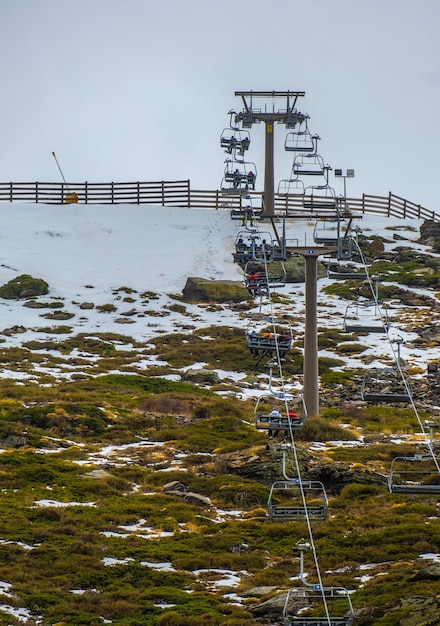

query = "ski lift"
360;366;412;403
267;449;328;521
327;261;367;281
246;326;293;363
313;218;338;245
285;131;320;154
267;478;328;521
303;185;339;211
277;178;305;196
221;159;257;194
244;261;287;296
292;154;328;177
220;129;251;155
234;230;273;263
254;393;305;433
283;542;354;624
230;204;263;222
283;586;354;625
313;214;357;260
388;452;440;494
343;300;389;333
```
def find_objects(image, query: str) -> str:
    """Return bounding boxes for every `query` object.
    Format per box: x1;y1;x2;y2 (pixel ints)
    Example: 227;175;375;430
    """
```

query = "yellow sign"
267;124;273;133
65;192;78;204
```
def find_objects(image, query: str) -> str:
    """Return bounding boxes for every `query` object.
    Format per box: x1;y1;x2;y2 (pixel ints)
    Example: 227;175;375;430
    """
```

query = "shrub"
97;304;117;313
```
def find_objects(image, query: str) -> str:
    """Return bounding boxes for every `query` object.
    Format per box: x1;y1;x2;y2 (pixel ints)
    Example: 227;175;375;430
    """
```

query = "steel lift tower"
234;91;337;417
234;91;306;218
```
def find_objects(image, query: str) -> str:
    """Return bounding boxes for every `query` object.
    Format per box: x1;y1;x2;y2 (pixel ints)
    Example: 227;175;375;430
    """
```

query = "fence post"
187;179;190;208
9;182;13;203
137;181;140;205
36;182;39;204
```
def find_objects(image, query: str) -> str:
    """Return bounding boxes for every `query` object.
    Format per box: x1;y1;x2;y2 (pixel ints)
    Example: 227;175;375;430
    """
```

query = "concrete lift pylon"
233;91;337;417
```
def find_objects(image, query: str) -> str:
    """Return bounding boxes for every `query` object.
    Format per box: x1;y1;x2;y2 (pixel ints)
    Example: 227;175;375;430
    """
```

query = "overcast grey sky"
2;0;440;211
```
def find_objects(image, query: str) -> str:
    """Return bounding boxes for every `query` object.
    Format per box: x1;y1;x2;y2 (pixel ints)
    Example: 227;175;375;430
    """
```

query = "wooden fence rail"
0;180;438;222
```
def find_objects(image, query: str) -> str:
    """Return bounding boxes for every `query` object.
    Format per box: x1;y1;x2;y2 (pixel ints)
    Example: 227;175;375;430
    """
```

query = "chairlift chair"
388;453;440;494
244;261;287;295
313;216;356;261
303;185;339;211
360;367;412;404
267;479;328;522
285;131;320;154
246;327;293;362
254;393;305;433
292;154;328;177
343;301;389;334
327;261;367;281
283;586;354;625
233;231;268;264
277;178;305;196
220;128;251;155
230;205;263;222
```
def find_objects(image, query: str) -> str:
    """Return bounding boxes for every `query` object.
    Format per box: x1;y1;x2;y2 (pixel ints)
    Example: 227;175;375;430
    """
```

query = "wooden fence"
0;180;438;222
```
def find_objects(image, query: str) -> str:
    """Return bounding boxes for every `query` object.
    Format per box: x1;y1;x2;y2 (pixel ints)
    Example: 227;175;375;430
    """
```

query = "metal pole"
52;152;70;192
303;255;319;417
263;119;275;217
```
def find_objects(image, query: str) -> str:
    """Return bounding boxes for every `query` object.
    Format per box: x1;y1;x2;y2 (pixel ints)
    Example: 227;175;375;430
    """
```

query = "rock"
410;564;440;581
182;277;249;303
164;489;212;507
121;308;138;317
397;594;440;625
1;325;27;336
419;220;440;252
42;311;75;320
284;256;327;282
242;586;278;597
23;300;46;308
183;491;212;507
162;481;188;493
0;434;28;448
162;481;212;507
368;236;386;255
249;591;288;617
0;274;49;300
79;302;95;310
182;369;219;384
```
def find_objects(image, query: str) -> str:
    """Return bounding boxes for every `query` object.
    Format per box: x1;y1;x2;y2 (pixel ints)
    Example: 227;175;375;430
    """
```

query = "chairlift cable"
353;235;440;473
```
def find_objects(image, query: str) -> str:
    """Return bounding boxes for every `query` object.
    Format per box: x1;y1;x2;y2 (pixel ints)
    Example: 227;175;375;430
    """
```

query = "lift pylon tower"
234;91;306;217
287;245;336;418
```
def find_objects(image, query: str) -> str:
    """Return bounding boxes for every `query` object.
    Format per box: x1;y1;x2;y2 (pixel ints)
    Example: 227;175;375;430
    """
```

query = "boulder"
284;256;327;282
182;277;249;303
182;369;219;384
0;274;49;300
419;220;440;252
162;481;188;493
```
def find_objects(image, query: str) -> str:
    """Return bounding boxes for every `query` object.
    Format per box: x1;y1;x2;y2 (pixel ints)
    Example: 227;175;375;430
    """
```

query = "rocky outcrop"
162;480;212;508
182;368;219;385
0;274;49;299
419;220;440;252
397;594;440;625
182;277;249;303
